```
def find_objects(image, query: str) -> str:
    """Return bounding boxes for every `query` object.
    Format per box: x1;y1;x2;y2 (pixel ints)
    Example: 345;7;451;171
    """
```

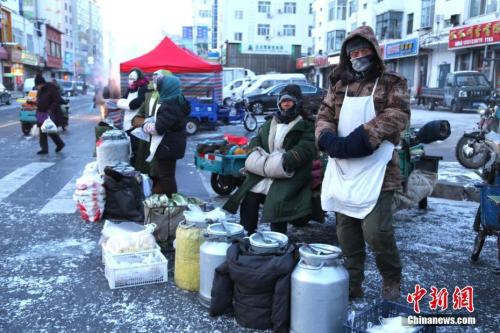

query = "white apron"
117;91;139;131
321;78;394;219
146;97;163;162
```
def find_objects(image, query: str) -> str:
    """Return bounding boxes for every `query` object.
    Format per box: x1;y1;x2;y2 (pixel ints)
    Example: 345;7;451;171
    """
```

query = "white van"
242;73;307;97
23;78;35;95
223;77;254;104
222;67;256;86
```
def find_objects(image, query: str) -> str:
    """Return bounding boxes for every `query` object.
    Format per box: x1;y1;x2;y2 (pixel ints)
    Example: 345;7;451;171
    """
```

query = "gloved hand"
142;122;157;135
318;125;374;159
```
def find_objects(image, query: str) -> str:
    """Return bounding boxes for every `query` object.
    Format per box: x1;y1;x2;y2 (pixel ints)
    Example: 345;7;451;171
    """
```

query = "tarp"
119;37;222;74
119;37;223;103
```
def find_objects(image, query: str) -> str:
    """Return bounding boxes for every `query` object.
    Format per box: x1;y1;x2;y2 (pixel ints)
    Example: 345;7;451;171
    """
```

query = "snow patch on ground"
438;161;481;185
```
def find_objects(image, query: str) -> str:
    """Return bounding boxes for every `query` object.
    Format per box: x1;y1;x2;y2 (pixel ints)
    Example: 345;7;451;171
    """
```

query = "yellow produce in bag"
174;221;206;291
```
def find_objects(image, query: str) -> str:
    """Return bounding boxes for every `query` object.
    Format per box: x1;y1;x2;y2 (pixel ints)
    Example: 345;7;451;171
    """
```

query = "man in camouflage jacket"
315;25;410;300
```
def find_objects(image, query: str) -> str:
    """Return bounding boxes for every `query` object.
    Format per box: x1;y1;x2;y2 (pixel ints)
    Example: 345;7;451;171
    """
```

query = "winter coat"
131;90;159;174
223;117;316;223
153;94;191;161
36;82;65;126
315;25;410;192
209;239;297;333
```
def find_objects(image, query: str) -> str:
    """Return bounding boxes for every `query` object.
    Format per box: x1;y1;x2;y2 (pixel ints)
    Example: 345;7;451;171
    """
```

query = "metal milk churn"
290;243;349;333
199;221;244;307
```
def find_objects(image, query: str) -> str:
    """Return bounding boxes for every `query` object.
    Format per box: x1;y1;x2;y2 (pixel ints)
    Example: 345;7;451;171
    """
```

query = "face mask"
128;80;135;87
351;55;374;73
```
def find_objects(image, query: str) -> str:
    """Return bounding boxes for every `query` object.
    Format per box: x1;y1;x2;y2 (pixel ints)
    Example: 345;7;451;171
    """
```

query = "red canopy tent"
120;37;222;73
119;37;223;102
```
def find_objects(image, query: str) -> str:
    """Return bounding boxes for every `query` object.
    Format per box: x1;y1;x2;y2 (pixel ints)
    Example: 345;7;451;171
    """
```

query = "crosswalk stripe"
0;162;55;201
39;175;77;215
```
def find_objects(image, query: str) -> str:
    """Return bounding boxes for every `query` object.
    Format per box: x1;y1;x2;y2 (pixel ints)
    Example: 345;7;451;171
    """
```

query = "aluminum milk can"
290;243;349;333
199;222;244;307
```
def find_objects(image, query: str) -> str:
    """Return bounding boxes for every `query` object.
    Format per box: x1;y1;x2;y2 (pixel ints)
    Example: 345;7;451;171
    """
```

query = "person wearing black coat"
142;75;190;196
34;74;65;155
209;239;297;333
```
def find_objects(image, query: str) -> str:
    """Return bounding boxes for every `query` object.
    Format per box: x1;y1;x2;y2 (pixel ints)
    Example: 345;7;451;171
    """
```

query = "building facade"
307;0;500;91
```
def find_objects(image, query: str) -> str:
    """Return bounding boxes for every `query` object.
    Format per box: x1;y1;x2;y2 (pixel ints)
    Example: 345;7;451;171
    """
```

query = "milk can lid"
299;243;342;261
249;231;288;249
207;222;244;237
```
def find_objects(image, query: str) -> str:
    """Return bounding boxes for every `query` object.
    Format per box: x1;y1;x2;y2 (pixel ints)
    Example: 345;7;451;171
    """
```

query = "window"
199;10;211;18
421;0;435;28
327;30;345;53
258;1;271;13
235;10;243;19
283;25;296;36
376;11;403;40
257;24;270;36
64;3;67;10
27;34;34;52
470;0;498;17
329;0;346;20
65;16;68;23
284;2;296;13
260;80;273;89
407;13;413;34
234;32;243;41
309;3;313;14
300;85;316;93
349;0;358;16
308;25;313;37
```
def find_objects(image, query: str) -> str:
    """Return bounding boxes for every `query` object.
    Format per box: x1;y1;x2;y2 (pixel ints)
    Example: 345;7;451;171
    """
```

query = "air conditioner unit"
277;31;282;36
278;9;282;14
265;36;271;41
267;13;273;18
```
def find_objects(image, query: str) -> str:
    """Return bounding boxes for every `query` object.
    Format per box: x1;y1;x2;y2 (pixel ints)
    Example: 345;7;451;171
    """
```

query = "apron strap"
371;78;379;97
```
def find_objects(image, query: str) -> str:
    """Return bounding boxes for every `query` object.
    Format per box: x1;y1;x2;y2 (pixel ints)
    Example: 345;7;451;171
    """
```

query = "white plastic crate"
104;249;168;289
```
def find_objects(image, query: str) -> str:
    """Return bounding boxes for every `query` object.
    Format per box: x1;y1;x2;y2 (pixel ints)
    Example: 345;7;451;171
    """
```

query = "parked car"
223;77;254;105
58;80;77;96
0;83;11;105
420;71;493;113
245;83;326;115
243;73;307;97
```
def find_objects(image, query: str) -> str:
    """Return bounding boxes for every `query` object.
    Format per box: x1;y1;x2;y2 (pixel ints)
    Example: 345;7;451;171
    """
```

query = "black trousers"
153;159;177;197
39;126;64;152
240;192;288;235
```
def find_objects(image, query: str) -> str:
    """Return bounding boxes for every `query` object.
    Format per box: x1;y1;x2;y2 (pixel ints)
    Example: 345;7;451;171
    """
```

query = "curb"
431;180;480;202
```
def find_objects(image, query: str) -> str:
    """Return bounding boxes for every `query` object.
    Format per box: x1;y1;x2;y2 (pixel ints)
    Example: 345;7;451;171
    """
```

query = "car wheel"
186;118;199;135
426;99;435;111
251;102;265;115
21;122;33;135
450;100;461;113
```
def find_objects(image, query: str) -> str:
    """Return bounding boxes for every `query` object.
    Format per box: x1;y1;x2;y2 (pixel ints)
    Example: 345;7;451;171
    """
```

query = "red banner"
449;20;500;49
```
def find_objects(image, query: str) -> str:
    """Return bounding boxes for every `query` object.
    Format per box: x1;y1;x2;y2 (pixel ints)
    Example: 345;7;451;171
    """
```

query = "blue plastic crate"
479;185;500;230
19;109;37;122
344;300;436;333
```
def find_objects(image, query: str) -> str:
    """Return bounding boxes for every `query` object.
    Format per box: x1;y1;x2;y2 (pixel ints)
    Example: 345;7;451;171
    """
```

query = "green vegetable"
171;193;188;206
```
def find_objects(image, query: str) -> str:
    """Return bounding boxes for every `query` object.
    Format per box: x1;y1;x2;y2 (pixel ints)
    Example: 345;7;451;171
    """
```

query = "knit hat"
278;84;302;104
345;36;372;56
157;75;181;102
34;74;46;86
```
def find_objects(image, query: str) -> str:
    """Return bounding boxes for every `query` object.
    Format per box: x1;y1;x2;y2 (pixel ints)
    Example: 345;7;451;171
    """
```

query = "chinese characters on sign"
383;38;419;60
243;44;290;55
407;285;475;314
449;20;500;49
182;26;193;40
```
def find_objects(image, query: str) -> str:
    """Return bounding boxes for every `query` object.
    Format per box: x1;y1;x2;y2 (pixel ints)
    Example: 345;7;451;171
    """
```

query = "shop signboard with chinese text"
383;38;419;60
242;43;291;55
449;20;500;49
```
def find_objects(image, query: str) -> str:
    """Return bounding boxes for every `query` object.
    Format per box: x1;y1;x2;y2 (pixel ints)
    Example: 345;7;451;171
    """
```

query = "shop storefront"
296;54;339;89
449;20;500;90
380;38;420;94
6;47;44;91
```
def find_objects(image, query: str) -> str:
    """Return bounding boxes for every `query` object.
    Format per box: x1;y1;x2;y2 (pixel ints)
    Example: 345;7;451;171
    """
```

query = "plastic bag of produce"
73;164;106;223
41;118;58;133
183;206;226;224
96;130;131;174
100;220;157;254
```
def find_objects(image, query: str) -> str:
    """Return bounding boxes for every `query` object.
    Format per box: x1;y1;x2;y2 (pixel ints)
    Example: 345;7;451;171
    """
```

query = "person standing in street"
223;84;316;235
131;69;172;175
141;75;190;196
34;74;65;155
316;26;410;300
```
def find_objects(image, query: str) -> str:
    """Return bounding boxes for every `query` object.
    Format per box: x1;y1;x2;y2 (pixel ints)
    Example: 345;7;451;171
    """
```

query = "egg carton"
104;249;168;289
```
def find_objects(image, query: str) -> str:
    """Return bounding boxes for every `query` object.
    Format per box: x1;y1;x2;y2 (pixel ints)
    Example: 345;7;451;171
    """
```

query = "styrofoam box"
104;249;168;289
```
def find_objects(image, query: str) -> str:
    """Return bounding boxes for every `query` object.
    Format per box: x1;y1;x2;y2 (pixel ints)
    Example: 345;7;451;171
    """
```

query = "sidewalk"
433;162;481;202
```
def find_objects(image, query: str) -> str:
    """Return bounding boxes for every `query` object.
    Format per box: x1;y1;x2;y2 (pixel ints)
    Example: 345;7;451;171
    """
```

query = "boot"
349;285;364;299
382;278;401;301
